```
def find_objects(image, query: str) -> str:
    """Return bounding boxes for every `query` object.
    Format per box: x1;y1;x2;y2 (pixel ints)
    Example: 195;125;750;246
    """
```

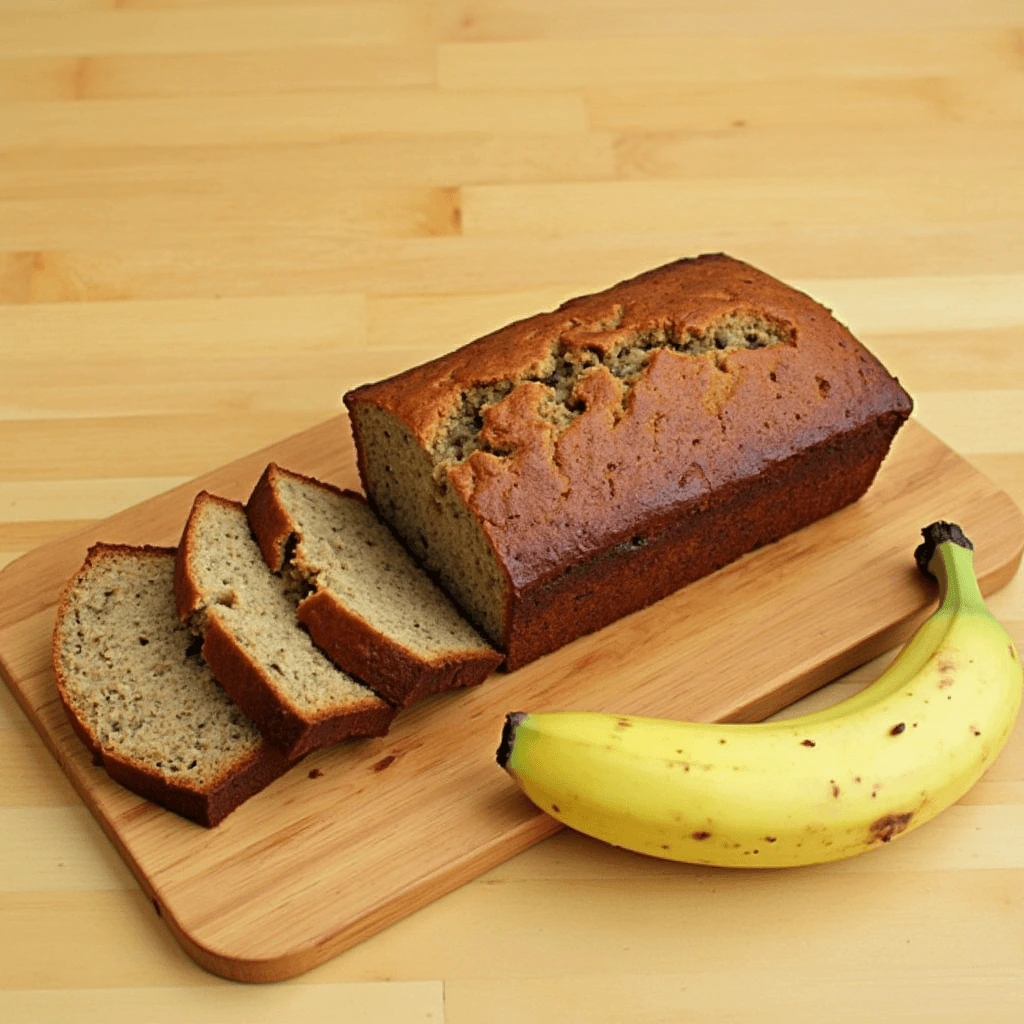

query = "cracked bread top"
345;254;913;591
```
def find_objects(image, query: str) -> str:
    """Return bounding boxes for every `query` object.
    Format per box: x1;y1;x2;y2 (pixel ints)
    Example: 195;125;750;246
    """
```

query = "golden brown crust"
346;254;904;441
195;613;394;758
172;498;210;623
245;464;502;708
100;739;293;828
296;589;500;708
501;415;902;667
196;612;307;754
345;254;914;669
245;465;295;572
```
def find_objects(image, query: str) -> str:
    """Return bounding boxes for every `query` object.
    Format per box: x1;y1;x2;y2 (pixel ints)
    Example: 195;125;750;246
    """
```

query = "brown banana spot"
692;830;712;840
870;811;913;843
937;658;957;689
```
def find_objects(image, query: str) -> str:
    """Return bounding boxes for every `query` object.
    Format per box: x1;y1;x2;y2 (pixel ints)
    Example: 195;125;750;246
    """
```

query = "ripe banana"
497;522;1023;867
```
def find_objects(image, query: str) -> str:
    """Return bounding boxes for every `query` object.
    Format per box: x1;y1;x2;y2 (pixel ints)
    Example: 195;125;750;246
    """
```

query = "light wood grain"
460;176;1024;237
0;91;587;149
3;984;446;1024
437;0;1024;38
437;30;1023;89
0;5;428;58
2;0;1024;1017
5;228;1024;308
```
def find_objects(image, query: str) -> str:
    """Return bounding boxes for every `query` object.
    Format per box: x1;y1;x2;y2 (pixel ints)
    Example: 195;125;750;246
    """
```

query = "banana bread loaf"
245;463;502;707
345;254;913;670
52;544;292;827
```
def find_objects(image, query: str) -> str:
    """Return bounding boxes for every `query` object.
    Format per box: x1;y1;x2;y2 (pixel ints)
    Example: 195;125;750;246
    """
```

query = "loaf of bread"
174;491;395;758
345;254;913;670
246;464;503;707
52;544;292;827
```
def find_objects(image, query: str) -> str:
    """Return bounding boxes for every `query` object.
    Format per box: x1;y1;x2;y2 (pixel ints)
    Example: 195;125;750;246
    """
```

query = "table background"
2;0;1023;1020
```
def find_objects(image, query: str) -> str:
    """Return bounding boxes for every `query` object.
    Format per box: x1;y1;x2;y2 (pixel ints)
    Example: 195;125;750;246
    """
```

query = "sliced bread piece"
246;464;503;708
174;491;395;759
52;543;293;827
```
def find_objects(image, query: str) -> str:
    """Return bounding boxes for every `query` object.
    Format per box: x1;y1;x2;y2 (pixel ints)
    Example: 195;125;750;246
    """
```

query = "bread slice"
246;464;502;708
174;491;395;759
52;543;293;827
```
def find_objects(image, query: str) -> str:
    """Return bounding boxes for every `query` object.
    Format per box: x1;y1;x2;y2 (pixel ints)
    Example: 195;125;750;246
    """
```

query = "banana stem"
916;521;987;617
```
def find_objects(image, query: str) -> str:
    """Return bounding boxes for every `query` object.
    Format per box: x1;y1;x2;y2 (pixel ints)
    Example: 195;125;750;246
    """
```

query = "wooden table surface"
2;0;1024;1020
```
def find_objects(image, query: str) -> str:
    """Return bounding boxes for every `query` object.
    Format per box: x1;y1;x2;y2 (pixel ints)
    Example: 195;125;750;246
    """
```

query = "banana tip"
497;711;527;769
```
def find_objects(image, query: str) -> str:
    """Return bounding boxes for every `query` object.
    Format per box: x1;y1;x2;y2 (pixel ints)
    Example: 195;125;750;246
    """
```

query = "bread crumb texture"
55;547;263;786
187;497;378;714
352;402;509;641
276;471;495;658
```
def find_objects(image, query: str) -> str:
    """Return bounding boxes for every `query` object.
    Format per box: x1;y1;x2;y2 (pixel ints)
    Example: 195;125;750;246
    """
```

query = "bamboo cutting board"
0;417;1021;983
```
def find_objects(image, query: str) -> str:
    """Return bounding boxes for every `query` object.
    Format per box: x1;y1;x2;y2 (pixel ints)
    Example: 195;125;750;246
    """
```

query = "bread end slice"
247;463;502;708
52;543;292;827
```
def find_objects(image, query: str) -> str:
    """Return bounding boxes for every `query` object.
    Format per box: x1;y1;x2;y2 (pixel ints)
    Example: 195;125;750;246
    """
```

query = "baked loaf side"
52;544;292;827
246;464;502;707
345;253;913;670
174;492;395;759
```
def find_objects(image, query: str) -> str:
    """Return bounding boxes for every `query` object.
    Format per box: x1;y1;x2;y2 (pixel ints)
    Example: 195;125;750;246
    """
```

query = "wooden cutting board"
0;417;1021;982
